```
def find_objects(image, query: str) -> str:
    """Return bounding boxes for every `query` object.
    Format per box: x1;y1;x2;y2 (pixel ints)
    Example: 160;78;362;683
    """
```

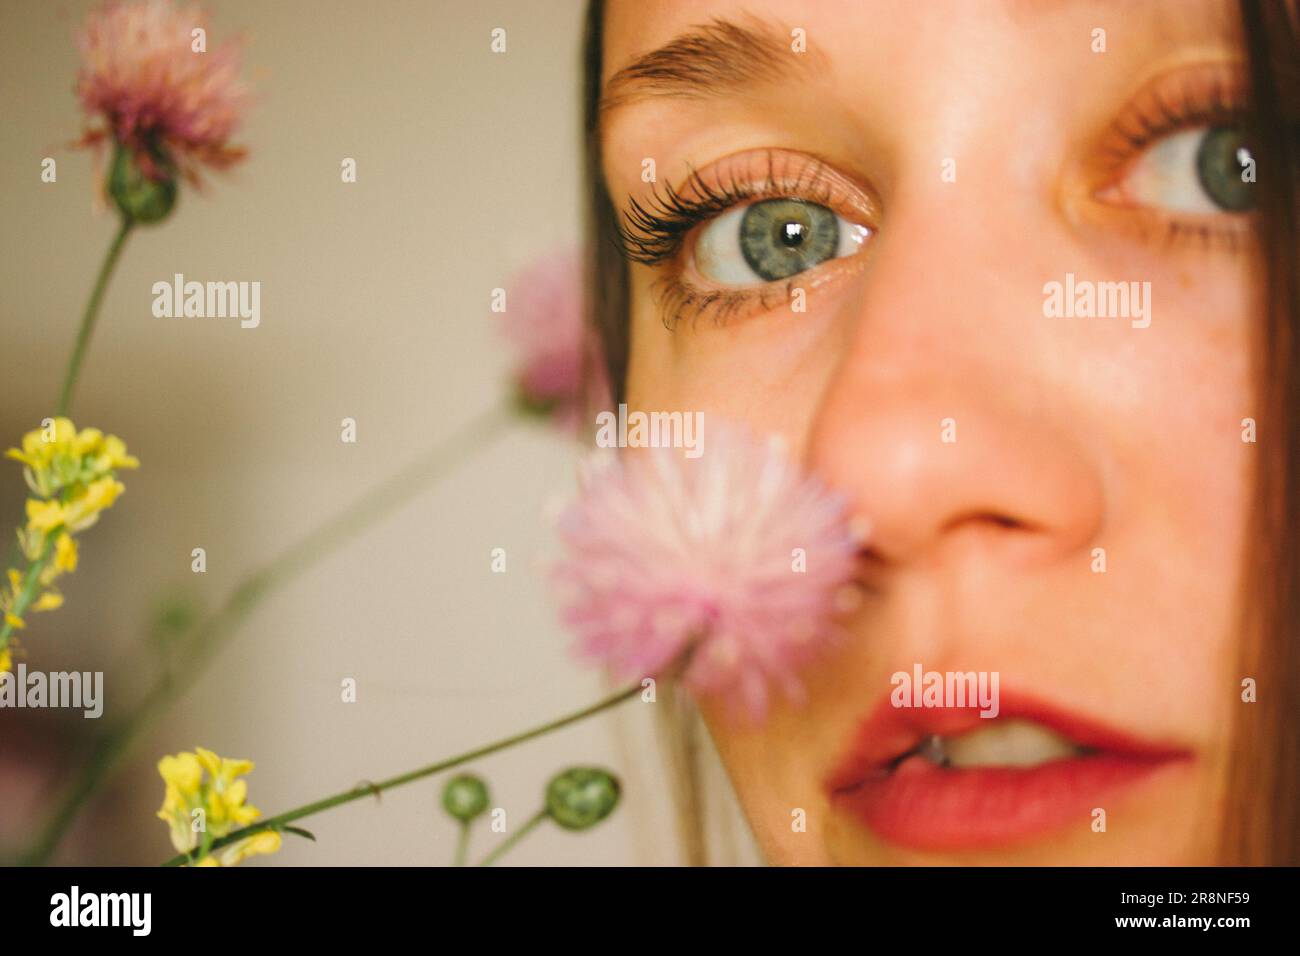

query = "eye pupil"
780;222;807;247
739;199;839;281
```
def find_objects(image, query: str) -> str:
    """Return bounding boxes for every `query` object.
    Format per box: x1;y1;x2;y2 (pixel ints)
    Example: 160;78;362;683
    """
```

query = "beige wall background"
0;0;756;865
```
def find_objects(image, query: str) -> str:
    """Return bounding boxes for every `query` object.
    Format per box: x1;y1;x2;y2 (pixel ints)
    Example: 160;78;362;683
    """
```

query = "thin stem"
160;682;640;866
58;216;134;417
453;821;471;867
0;537;54;654
476;810;547;867
2;219;133;606
19;402;516;866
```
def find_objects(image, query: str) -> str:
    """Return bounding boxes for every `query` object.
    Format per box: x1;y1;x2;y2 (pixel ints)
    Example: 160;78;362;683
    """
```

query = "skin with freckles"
598;0;1259;864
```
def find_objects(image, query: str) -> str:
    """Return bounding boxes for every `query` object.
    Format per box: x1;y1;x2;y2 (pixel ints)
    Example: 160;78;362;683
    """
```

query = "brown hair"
582;0;1300;864
1223;0;1300;866
583;0;630;408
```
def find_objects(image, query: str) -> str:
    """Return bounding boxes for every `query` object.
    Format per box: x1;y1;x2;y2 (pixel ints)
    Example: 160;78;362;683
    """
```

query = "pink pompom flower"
551;422;862;722
75;0;250;187
498;246;610;434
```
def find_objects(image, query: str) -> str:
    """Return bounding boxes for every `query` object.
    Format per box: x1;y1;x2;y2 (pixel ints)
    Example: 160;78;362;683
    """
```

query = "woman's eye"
1120;125;1255;214
693;198;871;285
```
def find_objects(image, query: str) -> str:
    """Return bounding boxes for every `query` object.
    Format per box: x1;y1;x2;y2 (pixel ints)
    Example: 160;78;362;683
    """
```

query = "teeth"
927;720;1079;769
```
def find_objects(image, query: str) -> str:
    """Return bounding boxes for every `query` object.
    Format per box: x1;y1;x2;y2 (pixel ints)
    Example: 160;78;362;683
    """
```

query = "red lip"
825;691;1192;852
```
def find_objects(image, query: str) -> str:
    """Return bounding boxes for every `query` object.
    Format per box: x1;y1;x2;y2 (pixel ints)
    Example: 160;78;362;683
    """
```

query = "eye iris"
1196;126;1255;212
739;199;839;281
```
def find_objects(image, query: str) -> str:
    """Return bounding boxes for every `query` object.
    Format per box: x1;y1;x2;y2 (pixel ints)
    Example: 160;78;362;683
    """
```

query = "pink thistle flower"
499;246;611;434
551;423;862;722
75;0;250;187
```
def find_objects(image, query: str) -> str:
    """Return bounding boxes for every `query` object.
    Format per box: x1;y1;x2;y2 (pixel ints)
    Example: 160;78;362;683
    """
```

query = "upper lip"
825;689;1191;794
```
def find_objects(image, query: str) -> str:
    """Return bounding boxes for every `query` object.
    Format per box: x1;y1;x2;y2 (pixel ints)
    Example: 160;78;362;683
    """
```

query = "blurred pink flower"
499;246;610;434
551;423;861;721
75;0;250;185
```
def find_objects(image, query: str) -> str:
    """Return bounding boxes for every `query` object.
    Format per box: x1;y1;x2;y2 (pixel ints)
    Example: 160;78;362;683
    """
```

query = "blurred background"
0;0;756;865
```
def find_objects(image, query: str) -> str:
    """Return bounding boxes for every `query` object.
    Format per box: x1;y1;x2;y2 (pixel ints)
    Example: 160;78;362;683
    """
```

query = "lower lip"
830;750;1188;851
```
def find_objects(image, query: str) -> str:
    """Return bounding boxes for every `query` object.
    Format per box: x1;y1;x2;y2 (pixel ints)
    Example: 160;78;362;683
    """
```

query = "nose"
806;201;1105;572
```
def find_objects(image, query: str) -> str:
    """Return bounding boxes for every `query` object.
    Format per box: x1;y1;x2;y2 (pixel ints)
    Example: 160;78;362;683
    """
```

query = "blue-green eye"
1122;125;1256;214
694;198;870;285
1196;127;1255;212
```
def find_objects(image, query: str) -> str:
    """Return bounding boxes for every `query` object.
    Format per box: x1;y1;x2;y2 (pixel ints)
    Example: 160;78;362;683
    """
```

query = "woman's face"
600;0;1259;864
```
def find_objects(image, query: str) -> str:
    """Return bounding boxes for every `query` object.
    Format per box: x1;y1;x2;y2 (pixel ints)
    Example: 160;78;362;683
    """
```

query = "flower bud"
544;767;620;831
108;142;177;224
441;773;490;823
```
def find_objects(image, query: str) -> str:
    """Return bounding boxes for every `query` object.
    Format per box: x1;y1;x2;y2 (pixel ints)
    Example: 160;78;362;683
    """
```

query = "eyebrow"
598;16;823;118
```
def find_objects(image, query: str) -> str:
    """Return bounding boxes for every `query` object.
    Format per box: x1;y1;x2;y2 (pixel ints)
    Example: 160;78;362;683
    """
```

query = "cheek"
1111;267;1257;740
624;265;863;448
1108;266;1255;622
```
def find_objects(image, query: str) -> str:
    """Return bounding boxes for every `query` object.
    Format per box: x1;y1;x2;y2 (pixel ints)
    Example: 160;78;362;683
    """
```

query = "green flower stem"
476;809;547;867
4;217;132;581
19;402;516;866
0;537;54;653
453;820;471;867
58;216;134;418
160;682;641;867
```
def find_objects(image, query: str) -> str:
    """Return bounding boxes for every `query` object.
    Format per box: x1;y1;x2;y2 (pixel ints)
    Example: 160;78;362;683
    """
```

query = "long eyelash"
651;274;798;331
1165;218;1249;253
617;150;837;265
1102;69;1244;163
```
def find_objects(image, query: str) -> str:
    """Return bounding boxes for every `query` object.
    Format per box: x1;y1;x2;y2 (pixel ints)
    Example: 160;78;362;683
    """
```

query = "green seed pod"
108;142;177;224
441;774;490;823
544;767;621;831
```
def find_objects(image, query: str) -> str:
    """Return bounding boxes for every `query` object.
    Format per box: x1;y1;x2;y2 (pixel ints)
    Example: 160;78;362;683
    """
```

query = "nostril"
984;513;1024;530
944;511;1035;533
854;546;889;591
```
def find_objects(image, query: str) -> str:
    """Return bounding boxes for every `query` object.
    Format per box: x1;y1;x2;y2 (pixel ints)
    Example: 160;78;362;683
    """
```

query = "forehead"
601;0;1237;90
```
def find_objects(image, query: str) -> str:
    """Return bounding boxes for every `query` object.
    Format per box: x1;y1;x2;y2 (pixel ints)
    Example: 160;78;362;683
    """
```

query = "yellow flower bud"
31;592;64;612
54;533;78;573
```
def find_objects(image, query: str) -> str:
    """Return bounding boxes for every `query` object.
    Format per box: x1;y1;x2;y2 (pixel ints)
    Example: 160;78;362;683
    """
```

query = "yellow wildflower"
54;533;78;573
71;427;104;456
6;418;137;491
1;419;138;642
25;499;65;533
32;592;63;612
158;751;203;823
156;747;281;867
61;477;125;532
213;829;282;867
98;434;140;471
48;417;76;444
5;417;75;469
0;647;10;673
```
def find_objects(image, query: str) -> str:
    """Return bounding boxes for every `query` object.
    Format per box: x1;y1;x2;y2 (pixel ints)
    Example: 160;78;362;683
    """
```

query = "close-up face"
7;0;1300;897
598;0;1263;864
